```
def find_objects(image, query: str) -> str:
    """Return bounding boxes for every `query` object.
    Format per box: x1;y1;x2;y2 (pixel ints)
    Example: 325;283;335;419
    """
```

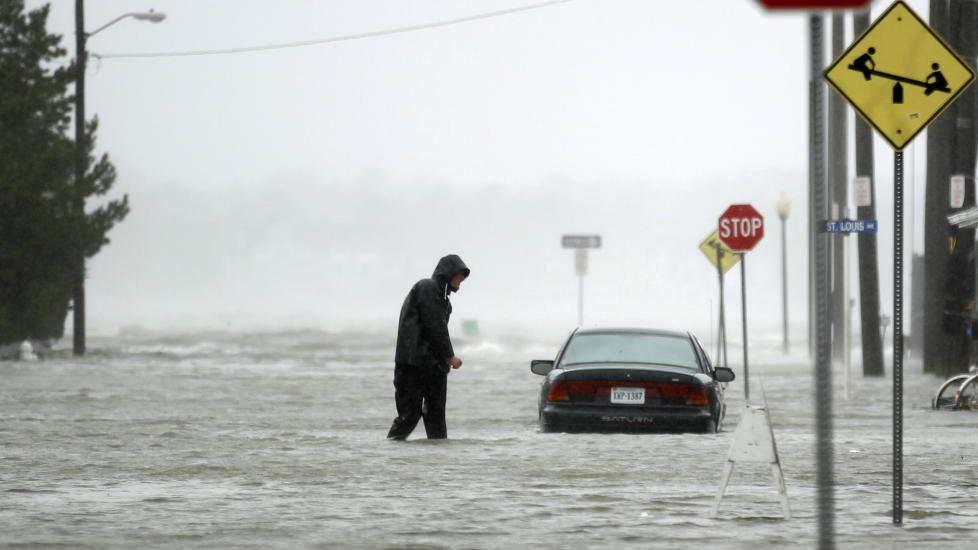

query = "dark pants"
386;363;448;440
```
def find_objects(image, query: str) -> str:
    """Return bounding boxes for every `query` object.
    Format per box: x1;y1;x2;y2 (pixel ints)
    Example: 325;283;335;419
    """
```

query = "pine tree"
0;1;128;345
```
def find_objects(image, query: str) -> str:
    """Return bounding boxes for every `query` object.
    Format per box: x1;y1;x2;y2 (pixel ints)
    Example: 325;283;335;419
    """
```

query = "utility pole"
924;0;952;375
74;0;87;356
944;0;978;376
853;9;884;377
923;0;978;378
829;12;848;362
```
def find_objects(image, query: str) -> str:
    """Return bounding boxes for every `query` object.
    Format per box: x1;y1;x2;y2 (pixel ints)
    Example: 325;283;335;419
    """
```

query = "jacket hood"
432;254;470;285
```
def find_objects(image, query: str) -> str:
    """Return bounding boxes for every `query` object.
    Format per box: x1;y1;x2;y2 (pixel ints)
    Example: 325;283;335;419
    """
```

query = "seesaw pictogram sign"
823;1;976;150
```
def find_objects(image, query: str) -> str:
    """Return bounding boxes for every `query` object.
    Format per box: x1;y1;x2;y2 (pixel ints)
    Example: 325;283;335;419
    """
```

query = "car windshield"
559;332;699;370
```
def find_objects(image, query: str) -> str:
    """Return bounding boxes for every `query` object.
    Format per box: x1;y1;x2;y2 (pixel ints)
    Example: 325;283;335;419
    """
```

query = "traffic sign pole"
812;13;835;548
893;151;904;525
740;255;749;403
575;249;587;326
579;275;584;327
714;243;728;368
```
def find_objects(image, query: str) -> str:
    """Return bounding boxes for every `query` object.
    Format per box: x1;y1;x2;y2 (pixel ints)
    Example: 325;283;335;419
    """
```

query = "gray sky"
25;0;935;341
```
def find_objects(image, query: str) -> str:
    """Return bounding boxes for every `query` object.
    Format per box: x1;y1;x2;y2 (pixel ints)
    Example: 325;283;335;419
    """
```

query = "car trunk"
552;365;708;407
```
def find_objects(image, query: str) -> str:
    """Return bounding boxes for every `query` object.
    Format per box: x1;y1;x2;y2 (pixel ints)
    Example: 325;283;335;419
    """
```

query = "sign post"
699;230;741;368
824;0;976;525
718;204;764;403
562;235;601;326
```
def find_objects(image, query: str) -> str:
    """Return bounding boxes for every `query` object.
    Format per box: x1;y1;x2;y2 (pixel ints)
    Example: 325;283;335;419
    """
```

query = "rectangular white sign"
853;176;872;207
950;175;966;209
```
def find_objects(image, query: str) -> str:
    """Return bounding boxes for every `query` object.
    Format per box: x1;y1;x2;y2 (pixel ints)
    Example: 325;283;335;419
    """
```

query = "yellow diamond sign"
699;230;741;275
823;1;975;151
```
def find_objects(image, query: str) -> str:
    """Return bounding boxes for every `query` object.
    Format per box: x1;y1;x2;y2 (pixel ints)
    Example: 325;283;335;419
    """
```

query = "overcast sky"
24;0;938;343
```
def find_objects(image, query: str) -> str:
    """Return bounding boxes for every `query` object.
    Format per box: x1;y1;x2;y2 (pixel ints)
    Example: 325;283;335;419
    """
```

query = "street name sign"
823;1;976;151
820;219;879;233
561;235;601;249
699;230;742;275
718;204;764;252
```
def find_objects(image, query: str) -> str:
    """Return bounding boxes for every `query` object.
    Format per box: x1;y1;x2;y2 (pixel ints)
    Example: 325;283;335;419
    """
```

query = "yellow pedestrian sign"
699;230;741;275
823;1;975;151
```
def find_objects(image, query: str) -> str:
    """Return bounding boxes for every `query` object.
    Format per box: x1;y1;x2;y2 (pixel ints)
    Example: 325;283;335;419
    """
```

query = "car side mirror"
714;367;735;383
530;359;554;376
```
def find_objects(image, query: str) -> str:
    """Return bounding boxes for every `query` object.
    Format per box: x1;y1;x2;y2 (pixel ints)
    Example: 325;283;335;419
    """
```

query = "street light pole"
73;1;165;355
776;191;792;355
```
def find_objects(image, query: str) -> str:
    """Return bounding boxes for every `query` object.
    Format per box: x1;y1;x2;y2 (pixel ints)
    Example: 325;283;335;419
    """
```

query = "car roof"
572;326;691;339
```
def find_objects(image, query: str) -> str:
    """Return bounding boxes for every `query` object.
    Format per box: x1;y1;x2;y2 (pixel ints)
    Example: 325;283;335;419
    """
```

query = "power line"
92;0;574;60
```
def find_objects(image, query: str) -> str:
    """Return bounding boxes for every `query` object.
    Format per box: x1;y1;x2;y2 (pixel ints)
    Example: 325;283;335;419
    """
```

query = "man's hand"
448;356;463;369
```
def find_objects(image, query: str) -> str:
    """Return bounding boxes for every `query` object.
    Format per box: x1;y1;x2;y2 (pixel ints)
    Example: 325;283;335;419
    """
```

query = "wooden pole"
73;0;86;356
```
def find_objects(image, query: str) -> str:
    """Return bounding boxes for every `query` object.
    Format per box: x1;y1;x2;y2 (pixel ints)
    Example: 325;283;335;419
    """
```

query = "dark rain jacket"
395;254;470;373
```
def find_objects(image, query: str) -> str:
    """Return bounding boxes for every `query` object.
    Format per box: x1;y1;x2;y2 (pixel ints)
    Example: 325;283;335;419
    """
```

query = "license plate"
610;386;645;404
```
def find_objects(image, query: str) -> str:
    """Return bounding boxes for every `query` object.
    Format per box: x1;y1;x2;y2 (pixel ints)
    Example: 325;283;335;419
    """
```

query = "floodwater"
1;327;976;549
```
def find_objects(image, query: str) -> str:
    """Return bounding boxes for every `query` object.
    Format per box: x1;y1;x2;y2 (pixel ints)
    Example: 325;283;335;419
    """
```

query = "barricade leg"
772;463;791;519
710;460;735;518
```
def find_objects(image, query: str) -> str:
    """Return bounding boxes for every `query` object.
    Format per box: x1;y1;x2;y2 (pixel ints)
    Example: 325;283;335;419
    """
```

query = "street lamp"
88;10;166;37
775;191;792;355
73;3;165;356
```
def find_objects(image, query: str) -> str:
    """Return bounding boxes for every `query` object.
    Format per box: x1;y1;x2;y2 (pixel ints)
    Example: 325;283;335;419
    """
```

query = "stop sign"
718;204;764;252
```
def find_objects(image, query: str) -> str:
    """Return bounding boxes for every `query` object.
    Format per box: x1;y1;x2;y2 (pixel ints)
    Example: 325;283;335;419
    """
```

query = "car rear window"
559;333;699;370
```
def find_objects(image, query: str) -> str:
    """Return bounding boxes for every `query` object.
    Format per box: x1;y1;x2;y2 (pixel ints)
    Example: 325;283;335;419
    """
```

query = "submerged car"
530;327;735;433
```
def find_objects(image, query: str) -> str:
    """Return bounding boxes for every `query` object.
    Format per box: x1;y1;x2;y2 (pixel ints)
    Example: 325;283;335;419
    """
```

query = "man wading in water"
387;254;470;440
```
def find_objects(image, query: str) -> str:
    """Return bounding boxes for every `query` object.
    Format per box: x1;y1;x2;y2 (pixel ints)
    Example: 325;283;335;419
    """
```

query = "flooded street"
2;328;977;548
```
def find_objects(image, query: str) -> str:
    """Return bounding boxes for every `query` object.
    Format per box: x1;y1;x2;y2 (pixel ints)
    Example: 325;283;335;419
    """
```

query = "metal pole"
716;279;724;367
715;244;727;367
809;76;816;360
844;231;852;401
720;286;730;367
740;255;749;404
73;0;87;356
578;275;583;327
811;13;835;549
782;216;789;354
893;150;904;525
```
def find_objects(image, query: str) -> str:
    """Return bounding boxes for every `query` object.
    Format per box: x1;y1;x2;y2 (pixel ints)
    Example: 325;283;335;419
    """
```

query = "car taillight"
649;382;708;405
548;381;602;401
685;385;709;406
547;381;570;401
